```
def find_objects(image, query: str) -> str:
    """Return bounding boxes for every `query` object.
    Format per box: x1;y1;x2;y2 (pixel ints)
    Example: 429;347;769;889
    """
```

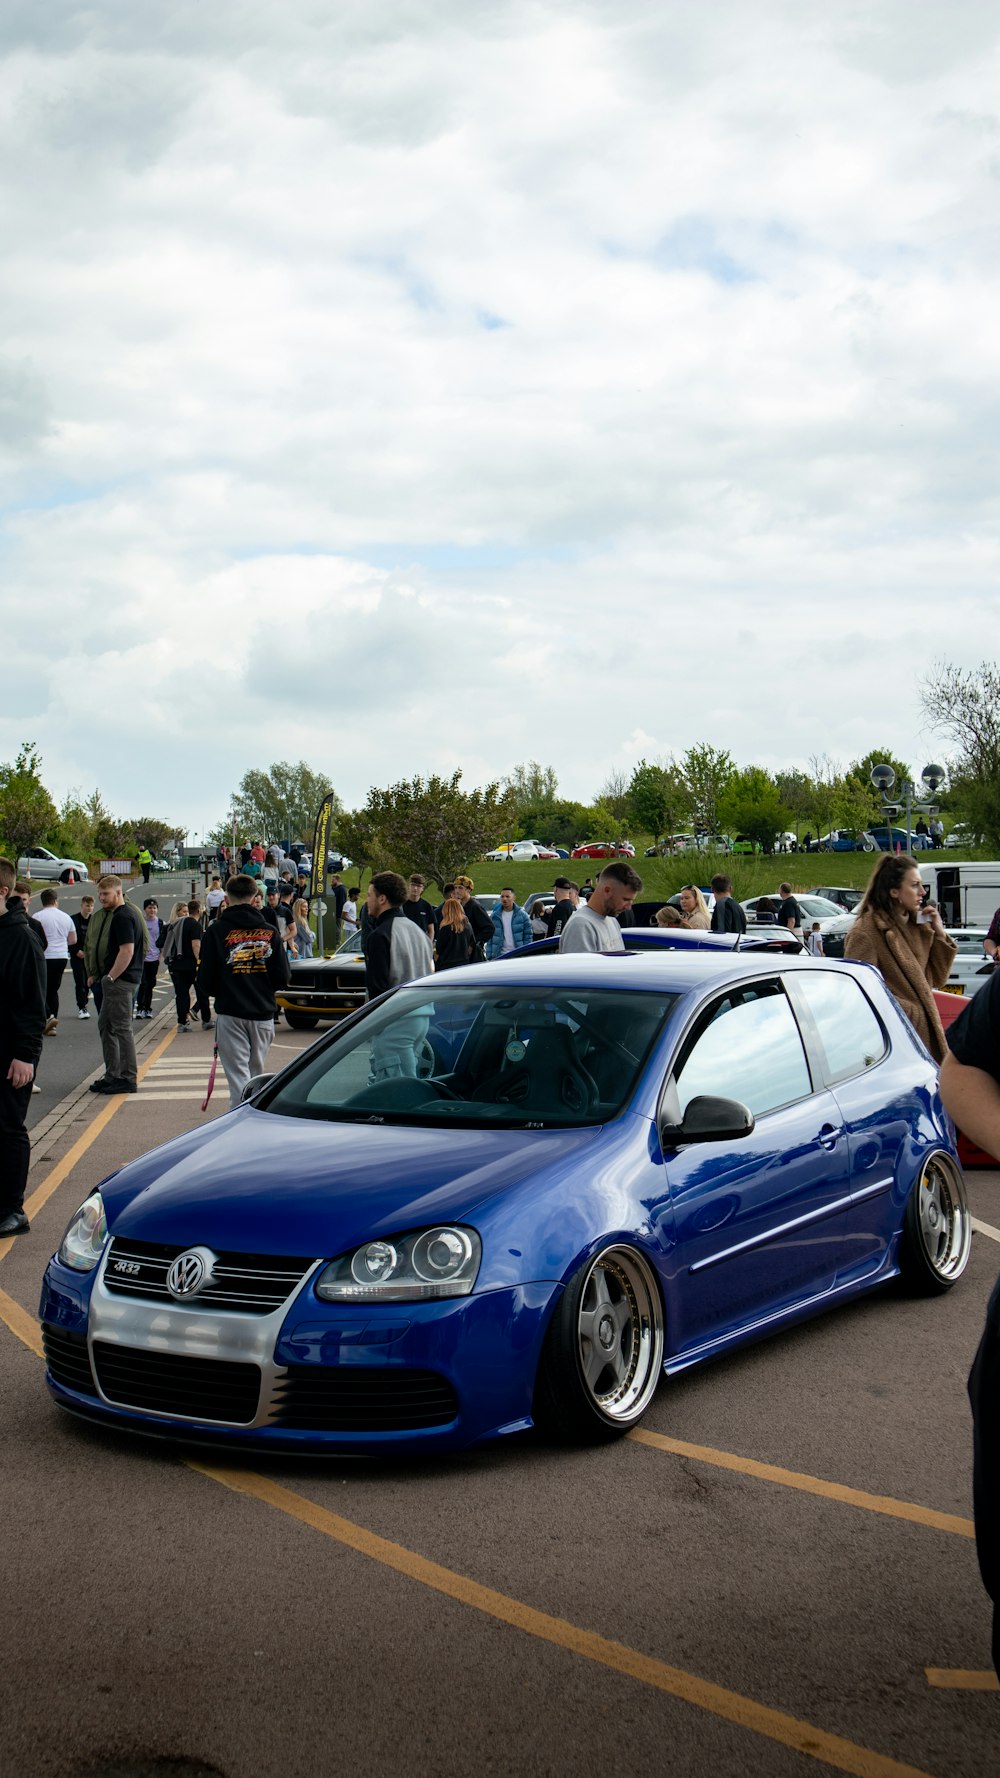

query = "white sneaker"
78;1009;90;1018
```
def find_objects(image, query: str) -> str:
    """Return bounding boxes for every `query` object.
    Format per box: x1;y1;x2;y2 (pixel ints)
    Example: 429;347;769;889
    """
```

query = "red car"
571;840;636;859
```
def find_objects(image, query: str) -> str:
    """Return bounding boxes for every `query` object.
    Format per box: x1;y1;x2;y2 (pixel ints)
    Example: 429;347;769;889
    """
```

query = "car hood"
102;1109;602;1258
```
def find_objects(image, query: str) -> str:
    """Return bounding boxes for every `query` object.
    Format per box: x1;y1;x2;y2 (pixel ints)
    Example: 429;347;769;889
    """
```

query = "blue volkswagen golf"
40;953;971;1454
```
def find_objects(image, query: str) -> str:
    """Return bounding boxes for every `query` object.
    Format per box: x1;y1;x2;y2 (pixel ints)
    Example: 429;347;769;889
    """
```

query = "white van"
918;859;1000;928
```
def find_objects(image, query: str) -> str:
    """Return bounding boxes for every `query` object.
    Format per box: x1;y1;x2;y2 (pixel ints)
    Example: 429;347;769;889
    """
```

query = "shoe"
89;1077;113;1092
0;1210;29;1237
201;1020;215;1030
93;1077;138;1095
177;1023;191;1032
44;1016;58;1035
31;1085;40;1094
78;1009;90;1019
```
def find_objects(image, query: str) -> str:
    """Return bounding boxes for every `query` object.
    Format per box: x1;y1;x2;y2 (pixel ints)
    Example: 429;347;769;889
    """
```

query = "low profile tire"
284;1011;320;1030
59;869;73;883
533;1244;664;1444
899;1151;972;1294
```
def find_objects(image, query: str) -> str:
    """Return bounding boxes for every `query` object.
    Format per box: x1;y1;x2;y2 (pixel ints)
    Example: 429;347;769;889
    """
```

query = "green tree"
359;771;518;890
0;742;58;865
921;659;1000;846
719;766;786;853
517;797;591;849
594;769;632;843
627;759;689;845
505;761;559;811
231;760;338;847
774;769;814;841
681;744;734;836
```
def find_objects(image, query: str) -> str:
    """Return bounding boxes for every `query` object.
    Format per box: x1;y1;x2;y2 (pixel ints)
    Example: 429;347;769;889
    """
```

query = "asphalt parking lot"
1;1005;998;1778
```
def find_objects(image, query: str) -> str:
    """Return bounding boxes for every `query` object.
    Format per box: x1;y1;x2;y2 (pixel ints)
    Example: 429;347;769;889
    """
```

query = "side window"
674;983;812;1119
791;971;887;1085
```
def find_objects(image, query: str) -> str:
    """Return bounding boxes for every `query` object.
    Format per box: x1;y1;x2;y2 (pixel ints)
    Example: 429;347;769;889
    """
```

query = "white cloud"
3;1;1000;832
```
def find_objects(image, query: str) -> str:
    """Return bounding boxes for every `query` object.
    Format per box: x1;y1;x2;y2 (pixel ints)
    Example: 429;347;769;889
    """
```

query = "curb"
27;1001;177;1168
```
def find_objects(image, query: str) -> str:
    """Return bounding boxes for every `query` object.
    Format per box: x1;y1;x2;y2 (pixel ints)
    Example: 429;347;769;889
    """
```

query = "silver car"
17;846;89;883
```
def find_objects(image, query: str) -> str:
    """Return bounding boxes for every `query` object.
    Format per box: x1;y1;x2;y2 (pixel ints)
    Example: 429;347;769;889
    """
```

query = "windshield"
263;984;677;1128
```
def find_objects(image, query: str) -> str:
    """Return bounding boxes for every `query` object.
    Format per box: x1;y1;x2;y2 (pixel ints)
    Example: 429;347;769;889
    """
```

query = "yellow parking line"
0;1286;43;1356
0;1296;959;1776
628;1429;975;1539
925;1668;998;1691
190;1462;938;1778
0;1027;179;1269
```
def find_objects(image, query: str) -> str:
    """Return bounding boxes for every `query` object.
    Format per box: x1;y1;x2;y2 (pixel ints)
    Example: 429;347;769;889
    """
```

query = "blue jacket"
486;900;533;959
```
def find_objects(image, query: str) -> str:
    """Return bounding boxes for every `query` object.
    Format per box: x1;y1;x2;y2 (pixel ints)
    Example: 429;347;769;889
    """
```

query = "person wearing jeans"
87;875;144;1094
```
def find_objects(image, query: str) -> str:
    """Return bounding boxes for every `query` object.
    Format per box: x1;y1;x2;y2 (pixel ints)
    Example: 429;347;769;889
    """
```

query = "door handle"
817;1124;840;1150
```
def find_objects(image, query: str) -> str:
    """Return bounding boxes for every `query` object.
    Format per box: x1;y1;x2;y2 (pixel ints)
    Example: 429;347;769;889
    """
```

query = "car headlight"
57;1191;108;1272
315;1226;482;1302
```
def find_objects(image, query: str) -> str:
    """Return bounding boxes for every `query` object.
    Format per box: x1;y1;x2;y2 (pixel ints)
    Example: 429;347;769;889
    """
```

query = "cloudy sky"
3;1;999;838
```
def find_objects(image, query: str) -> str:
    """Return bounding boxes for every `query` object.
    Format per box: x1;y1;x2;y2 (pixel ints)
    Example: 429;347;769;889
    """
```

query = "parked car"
868;827;933;852
811;886;864;913
944;825;976;849
17;846;89;883
40;949;969;1456
484;841;546;862
940;929;993;998
275;930;367;1030
693;833;731;853
730;835;762;854
571;841;636;860
739;893;850;937
806;830;877;853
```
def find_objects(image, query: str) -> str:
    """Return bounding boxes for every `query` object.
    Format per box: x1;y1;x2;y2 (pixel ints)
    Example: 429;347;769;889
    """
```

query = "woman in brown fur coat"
844;853;957;1062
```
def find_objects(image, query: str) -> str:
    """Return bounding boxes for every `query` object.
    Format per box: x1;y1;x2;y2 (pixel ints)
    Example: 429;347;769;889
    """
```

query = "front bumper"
39;1252;557;1454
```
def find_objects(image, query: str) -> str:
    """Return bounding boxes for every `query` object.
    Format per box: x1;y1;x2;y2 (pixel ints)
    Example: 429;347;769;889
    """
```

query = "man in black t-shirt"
88;876;145;1093
401;874;435;940
776;882;802;932
546;878;578;938
172;899;212;1030
940;975;1000;1678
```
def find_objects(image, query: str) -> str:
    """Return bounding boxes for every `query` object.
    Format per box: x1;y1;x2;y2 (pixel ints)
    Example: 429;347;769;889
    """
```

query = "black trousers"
44;958;67;1020
141;863;151;883
0;1062;32;1216
136;958;160;1014
171;966;210;1025
70;955;90;1009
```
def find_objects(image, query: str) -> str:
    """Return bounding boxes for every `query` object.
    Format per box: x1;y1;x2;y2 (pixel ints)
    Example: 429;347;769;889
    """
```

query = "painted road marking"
628;1429;974;1539
124;1081;206;1095
191;1462;940;1778
0;1027;178;1265
0;1287;43;1356
924;1668;998;1691
0;1291;965;1776
971;1217;1000;1246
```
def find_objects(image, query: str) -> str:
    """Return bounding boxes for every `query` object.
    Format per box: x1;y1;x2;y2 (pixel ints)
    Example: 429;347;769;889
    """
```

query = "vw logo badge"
166;1246;216;1300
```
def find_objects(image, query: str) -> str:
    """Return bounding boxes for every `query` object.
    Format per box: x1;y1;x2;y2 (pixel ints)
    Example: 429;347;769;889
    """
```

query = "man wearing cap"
546;878;579;939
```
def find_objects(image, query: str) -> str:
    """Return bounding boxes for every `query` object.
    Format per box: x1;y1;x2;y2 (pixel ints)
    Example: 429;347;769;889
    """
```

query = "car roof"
418;950;843;997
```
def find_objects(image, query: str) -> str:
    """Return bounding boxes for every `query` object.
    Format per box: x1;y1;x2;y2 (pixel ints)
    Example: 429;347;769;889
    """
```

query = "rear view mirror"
240;1073;273;1105
660;1095;755;1146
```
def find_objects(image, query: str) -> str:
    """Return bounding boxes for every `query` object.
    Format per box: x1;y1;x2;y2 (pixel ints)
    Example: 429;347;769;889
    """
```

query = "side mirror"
240;1073;273;1105
660;1094;755;1146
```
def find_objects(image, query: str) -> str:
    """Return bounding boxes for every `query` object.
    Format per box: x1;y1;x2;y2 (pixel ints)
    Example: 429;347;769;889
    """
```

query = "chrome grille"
103;1237;315;1313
